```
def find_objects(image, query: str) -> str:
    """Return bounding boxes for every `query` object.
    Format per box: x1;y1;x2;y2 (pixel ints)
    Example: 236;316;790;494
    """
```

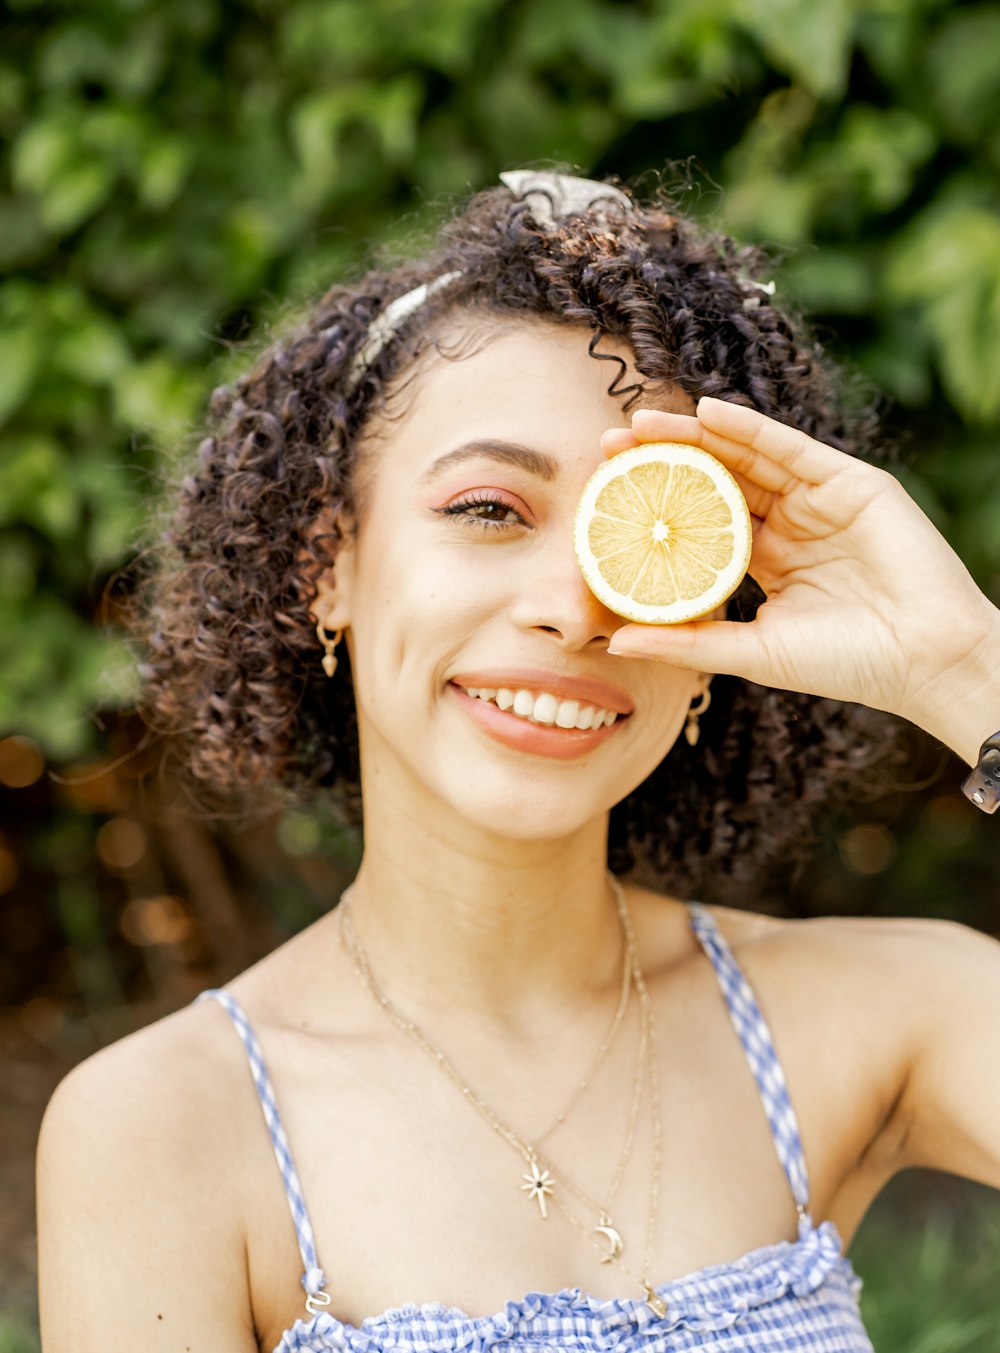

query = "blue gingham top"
198;904;873;1352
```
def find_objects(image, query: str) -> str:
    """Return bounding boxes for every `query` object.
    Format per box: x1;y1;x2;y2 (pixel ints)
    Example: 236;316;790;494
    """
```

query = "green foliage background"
2;0;1000;1008
4;0;1000;760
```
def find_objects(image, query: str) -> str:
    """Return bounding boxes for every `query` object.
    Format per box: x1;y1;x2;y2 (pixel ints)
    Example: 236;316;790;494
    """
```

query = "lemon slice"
574;442;752;625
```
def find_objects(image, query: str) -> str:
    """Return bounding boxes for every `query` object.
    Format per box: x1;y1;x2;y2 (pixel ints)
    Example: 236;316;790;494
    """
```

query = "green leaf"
112;356;204;437
734;0;858;100
0;436;80;539
887;200;1000;422
39;158;116;235
925;7;1000;143
0;324;41;425
137;137;191;210
53;319;131;385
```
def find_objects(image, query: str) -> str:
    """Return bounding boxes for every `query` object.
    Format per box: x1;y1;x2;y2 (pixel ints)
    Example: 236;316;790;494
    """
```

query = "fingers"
599;427;641;456
600;410;775;518
601;410;703;457
694;398;851;486
607;617;770;685
608;400;855;496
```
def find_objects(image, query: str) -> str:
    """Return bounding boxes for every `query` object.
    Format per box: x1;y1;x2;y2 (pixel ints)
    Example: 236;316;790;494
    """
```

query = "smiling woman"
35;172;1000;1353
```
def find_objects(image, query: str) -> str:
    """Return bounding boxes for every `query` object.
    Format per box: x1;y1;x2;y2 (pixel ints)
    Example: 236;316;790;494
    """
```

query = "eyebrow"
418;439;559;485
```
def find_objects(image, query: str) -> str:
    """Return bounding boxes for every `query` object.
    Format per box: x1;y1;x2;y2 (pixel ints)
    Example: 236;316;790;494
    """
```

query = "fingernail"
607;643;654;660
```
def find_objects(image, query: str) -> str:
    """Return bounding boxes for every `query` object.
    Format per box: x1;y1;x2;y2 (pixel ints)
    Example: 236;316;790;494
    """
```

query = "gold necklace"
338;878;665;1312
545;878;664;1313
534;916;633;1146
337;877;632;1145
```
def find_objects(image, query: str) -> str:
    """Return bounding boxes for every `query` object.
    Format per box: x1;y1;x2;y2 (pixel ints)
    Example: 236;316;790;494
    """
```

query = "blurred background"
2;0;1000;1347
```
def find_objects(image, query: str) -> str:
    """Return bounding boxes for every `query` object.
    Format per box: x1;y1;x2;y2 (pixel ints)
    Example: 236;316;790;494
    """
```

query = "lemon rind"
573;442;753;626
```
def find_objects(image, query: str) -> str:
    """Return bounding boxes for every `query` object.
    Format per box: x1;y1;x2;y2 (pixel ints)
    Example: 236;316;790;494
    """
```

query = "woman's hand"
602;398;1000;763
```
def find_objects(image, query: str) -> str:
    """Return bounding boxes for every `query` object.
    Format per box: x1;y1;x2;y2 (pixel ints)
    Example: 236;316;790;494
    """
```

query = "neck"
344;767;625;1028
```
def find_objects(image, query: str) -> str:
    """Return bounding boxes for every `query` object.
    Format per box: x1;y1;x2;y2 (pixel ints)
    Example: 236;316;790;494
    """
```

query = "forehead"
359;320;691;483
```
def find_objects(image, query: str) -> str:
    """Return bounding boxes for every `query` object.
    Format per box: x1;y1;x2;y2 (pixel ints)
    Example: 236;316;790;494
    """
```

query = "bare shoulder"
38;1000;258;1352
705;904;1000;1143
627;882;997;1015
708;902;999;999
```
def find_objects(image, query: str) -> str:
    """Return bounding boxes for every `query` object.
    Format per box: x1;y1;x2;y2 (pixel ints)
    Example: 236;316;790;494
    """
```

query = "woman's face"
321;320;705;843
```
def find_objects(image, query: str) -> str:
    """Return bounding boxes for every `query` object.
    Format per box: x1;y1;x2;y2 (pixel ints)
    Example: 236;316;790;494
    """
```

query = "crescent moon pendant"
593;1222;624;1263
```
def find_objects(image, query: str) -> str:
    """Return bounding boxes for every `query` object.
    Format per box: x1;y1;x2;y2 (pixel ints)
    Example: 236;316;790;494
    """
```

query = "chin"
435;763;637;846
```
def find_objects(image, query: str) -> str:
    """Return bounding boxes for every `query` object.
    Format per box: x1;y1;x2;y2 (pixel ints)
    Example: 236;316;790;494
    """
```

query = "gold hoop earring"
316;622;343;678
684;683;712;747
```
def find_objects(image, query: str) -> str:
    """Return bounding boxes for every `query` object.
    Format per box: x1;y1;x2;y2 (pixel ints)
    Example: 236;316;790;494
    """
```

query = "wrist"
902;602;1000;766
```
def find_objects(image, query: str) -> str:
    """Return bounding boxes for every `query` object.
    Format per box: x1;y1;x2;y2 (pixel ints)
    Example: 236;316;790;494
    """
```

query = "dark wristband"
961;731;1000;814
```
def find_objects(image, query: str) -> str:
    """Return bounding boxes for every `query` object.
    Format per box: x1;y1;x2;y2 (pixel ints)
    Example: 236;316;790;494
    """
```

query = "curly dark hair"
142;177;900;902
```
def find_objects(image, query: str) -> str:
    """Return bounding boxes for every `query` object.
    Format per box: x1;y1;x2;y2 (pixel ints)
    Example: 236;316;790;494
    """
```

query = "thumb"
607;618;770;684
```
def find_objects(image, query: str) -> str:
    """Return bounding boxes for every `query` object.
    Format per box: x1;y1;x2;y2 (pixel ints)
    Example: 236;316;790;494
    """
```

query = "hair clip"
499;170;631;226
345;270;462;392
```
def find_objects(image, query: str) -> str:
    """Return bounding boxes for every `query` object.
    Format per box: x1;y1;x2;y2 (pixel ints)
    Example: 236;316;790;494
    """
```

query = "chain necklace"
337;879;631;1158
534;911;633;1146
337;877;665;1313
542;877;664;1314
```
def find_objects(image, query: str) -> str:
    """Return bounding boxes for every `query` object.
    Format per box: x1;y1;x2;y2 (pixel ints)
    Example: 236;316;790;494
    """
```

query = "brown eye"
466;501;520;523
438;493;529;531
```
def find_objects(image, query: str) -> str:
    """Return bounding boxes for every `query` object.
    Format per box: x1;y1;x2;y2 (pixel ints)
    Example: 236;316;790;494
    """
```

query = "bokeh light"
0;736;45;789
839;823;897;876
120;895;191;947
17;995;65;1042
95;817;147;872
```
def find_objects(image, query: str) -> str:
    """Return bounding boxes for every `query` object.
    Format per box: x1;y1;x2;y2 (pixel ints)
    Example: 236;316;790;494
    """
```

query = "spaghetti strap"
687;905;812;1216
196;989;331;1313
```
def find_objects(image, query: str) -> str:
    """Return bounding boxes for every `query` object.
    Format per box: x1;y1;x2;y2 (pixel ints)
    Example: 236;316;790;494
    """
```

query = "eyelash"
437;491;529;532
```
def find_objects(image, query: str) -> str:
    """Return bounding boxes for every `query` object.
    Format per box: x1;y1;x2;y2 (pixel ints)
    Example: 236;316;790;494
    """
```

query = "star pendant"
521;1158;555;1219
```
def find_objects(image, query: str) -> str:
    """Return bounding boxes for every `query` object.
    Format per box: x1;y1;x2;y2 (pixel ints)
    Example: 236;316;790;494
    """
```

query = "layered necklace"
337;878;666;1315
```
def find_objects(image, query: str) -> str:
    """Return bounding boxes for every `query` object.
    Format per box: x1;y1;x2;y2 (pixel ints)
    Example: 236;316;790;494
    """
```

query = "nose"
509;538;619;649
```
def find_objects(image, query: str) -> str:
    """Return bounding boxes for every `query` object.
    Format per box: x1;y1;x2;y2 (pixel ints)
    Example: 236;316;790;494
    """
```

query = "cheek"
347;530;510;695
632;668;701;758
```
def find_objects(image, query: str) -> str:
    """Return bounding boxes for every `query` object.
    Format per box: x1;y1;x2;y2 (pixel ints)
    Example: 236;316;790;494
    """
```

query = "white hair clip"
499;169;631;226
346;270;462;391
742;278;777;310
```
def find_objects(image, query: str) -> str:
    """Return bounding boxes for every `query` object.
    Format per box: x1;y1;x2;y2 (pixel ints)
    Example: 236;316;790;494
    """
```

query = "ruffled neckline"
276;1216;861;1351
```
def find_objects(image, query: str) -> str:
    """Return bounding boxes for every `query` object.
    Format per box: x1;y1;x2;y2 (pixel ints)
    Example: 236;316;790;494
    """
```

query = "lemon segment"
573;442;753;625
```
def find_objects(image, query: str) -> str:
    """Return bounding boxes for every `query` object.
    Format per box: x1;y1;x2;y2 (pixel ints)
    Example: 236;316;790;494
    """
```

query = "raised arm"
603;397;1000;766
604;398;1000;1191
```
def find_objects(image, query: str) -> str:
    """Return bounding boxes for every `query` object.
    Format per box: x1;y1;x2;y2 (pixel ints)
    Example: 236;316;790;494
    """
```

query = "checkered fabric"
688;903;811;1212
198;903;875;1353
198;989;329;1304
275;1235;871;1351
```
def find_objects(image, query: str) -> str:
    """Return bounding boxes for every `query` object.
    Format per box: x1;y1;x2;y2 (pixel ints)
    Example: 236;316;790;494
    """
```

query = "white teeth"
533;693;559;725
512;689;535;717
463;684;619;730
555;700;579;729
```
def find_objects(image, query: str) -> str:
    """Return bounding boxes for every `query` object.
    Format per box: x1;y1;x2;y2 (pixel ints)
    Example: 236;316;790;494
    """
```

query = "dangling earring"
684;683;712;747
316;621;343;678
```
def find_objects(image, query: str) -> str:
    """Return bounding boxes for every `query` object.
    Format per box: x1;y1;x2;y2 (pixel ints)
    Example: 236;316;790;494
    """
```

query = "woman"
37;172;1000;1353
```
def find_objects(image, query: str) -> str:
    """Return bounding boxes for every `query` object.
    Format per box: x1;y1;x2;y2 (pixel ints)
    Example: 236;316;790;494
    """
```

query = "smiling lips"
449;675;632;760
